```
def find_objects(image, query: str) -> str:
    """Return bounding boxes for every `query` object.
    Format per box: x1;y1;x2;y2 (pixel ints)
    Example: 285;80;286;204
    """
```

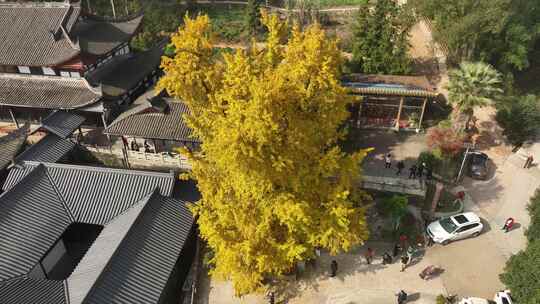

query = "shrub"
526;189;540;242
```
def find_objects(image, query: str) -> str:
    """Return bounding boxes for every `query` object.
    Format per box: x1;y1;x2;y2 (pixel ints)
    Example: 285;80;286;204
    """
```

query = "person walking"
365;247;374;264
400;255;410;272
396;161;405;175
417;162;425;178
330;260;338;277
397;290;408;304
409;164;417;179
524;154;534;169
385;153;392;168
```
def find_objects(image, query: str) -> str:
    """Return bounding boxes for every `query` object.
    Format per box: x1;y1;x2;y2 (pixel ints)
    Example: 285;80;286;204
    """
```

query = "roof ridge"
0;2;73;9
21;161;176;179
43;164;76;222
0;72;84;82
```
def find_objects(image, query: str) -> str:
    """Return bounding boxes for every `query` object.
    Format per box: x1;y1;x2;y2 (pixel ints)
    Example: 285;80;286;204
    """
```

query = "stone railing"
83;145;191;170
360;175;427;197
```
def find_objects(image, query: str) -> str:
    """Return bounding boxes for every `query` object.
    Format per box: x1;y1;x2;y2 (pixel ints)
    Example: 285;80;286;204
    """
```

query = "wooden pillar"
8;108;19;129
418;97;428;130
395;96;404;130
430;182;444;218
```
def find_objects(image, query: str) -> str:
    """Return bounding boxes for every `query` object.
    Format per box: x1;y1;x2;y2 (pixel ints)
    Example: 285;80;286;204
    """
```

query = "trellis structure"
343;74;439;131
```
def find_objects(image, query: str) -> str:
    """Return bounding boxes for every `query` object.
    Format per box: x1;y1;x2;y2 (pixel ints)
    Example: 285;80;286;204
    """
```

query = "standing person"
400;255;410;272
385;153;392;168
267;291;275;304
399;234;408;249
426;167;433;181
330;260;338;277
393;243;401;258
502;217;515;233
406;246;415;265
365;247;374;264
396;161;405;175
397;290;408;304
382;252;393;265
409;164;417;179
417;162;425;178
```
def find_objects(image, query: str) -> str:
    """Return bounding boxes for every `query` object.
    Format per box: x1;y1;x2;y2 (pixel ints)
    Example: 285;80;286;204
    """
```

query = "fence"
82;145;192;170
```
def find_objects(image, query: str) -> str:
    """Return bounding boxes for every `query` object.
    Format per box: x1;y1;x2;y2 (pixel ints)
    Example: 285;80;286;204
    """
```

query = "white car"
458;298;495;304
494;290;513;304
427;212;483;245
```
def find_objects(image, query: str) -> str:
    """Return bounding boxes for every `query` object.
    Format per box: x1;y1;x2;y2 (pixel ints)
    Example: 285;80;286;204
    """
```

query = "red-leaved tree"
427;126;466;158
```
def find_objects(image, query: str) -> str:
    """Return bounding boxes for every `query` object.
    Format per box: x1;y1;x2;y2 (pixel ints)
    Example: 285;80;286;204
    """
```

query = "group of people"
385;154;433;180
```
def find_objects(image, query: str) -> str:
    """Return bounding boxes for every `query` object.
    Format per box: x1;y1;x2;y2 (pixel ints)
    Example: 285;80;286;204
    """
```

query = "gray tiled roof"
87;40;164;97
83;191;194;304
0;164;73;282
0;161;193;304
3;162;175;224
41;111;86;138
0;2;80;66
0;73;102;109
73;14;143;55
0;278;67;304
0;123;29;171
105;92;197;142
16;134;75;163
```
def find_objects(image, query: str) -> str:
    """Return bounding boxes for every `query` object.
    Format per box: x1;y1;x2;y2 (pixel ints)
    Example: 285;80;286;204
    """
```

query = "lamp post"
456;142;475;183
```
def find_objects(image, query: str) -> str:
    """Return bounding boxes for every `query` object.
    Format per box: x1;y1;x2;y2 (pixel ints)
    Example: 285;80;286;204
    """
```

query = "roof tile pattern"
0;3;80;66
0;278;67;304
105;98;197;142
16;134;75;163
74;15;143;55
0;165;72;281
4;162;175;225
83;191;193;304
0;73;102;109
0;123;28;170
41;111;86;138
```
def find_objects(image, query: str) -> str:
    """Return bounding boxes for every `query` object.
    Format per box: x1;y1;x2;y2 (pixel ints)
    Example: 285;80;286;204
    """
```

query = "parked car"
468;151;489;180
458;298;495;304
494;290;513;304
427;212;483;245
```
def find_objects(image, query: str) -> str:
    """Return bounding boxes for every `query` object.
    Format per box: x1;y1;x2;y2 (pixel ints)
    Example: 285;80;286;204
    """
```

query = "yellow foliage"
158;14;371;296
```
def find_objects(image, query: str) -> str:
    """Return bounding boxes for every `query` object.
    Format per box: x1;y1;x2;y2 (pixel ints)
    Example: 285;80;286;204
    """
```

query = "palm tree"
447;62;503;130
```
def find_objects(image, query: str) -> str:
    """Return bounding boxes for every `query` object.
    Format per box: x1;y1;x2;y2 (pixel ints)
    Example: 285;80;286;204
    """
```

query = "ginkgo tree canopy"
157;13;371;296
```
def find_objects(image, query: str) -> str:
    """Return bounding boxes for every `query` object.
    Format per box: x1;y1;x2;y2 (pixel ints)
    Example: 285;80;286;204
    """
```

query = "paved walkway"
197;242;447;304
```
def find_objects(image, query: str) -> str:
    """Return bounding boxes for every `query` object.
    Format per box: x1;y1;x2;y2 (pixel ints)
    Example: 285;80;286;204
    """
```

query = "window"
42;67;55;75
17;66;31;74
455;226;468;233
70;71;81;78
60;71;70;77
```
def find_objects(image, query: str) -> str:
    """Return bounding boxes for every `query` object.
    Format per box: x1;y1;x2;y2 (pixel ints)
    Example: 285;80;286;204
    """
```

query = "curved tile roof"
0;123;29;171
0;73;102;109
0;2;80;66
0;277;67;304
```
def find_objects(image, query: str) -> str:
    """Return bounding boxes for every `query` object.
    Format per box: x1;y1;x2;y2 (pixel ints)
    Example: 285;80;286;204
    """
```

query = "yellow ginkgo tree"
157;13;371;296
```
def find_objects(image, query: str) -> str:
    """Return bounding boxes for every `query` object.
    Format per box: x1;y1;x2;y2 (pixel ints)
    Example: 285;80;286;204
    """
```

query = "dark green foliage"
526;189;540;243
244;0;261;36
495;95;540;146
500;240;540;304
130;1;185;51
381;195;408;231
411;0;540;73
350;0;413;75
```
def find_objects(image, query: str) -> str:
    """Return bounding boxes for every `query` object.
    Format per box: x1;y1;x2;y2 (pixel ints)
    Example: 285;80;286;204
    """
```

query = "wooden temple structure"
343;74;440;131
0;1;161;128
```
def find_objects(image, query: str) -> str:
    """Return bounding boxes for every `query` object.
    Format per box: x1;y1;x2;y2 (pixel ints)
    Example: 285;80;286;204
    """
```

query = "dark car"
468;152;489;180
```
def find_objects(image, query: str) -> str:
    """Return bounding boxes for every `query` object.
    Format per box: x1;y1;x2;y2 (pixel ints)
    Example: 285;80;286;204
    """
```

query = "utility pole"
456;142;474;183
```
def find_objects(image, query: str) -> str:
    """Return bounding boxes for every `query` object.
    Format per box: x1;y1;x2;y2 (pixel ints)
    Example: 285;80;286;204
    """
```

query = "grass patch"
306;0;368;8
194;4;246;42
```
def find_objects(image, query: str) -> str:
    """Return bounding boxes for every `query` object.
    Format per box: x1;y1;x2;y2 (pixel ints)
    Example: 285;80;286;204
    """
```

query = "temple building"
0;1;160;128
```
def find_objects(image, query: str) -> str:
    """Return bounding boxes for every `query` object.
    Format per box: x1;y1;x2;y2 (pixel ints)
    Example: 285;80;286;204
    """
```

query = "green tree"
350;0;413;74
382;195;408;231
244;0;261;36
447;62;503;130
410;0;540;72
496;95;540;146
158;14;371;295
500;240;540;303
526;189;540;243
